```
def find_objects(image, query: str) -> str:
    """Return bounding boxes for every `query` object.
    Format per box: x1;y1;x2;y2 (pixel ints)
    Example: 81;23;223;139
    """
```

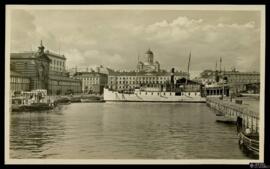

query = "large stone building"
197;69;260;94
108;49;189;91
197;69;259;84
73;71;108;94
108;70;189;91
10;70;30;95
220;70;260;94
10;41;82;95
220;70;260;84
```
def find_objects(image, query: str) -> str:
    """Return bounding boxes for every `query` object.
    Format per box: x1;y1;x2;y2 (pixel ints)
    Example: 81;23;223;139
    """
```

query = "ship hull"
104;88;206;103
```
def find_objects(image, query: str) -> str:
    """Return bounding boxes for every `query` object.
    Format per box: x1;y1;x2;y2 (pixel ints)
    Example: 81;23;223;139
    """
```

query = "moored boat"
104;76;206;103
238;130;259;157
12;102;54;112
216;112;237;124
11;89;55;112
80;98;105;103
54;97;71;105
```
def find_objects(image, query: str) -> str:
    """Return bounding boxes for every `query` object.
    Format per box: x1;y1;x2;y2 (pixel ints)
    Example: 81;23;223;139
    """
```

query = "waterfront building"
45;50;66;73
108;49;189;91
10;70;30;96
197;69;260;95
10;41;82;95
220;70;260;94
220;70;260;84
108;70;189;91
73;71;108;94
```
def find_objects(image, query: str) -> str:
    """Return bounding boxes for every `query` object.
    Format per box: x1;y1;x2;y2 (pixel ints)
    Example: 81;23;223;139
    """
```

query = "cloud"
120;16;260;71
9;10;261;73
65;49;125;70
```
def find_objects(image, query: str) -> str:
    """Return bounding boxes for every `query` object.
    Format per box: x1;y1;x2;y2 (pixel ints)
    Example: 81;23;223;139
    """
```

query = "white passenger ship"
104;74;206;103
103;87;206;102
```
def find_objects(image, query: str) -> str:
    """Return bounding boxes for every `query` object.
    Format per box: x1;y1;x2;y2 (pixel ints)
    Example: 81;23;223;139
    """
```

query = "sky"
9;8;262;75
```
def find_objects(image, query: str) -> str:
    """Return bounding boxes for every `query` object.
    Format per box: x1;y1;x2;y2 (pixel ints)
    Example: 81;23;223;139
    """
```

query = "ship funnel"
171;68;175;84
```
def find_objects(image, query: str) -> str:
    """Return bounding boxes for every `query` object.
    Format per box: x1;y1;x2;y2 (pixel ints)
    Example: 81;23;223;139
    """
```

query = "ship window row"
113;77;182;80
227;79;258;83
135;92;200;96
116;81;171;84
134;92;194;96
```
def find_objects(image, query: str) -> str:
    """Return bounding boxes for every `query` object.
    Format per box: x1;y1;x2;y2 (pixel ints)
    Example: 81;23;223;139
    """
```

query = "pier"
206;97;260;156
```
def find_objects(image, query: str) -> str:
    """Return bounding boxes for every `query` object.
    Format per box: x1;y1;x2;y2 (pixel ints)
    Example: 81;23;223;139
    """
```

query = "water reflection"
10;103;250;159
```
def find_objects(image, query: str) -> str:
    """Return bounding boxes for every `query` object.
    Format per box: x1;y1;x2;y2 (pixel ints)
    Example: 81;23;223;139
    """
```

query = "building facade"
45;50;66;73
220;71;260;84
220;70;260;94
73;71;108;94
10;41;81;95
108;49;189;92
108;71;189;91
197;69;260;94
10;70;30;95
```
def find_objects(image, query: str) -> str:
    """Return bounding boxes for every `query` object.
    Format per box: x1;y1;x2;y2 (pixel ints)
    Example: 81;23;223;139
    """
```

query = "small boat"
11;89;55;112
54;97;71;105
12;102;54;112
80;98;105;103
69;97;82;103
216;113;236;124
80;95;104;103
238;131;259;157
81;98;105;103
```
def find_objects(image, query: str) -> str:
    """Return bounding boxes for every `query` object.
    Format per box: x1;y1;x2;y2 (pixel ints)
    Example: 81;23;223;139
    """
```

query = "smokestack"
171;68;175;84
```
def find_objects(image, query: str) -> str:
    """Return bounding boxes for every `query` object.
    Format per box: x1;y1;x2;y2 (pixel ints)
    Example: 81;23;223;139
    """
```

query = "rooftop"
108;70;188;76
10;52;36;59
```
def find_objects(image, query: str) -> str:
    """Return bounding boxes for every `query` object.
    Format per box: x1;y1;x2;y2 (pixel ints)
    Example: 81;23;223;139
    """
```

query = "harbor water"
10;102;251;159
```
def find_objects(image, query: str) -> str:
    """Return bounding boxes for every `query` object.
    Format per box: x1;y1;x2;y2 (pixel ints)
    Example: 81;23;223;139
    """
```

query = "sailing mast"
186;51;191;85
136;53;140;88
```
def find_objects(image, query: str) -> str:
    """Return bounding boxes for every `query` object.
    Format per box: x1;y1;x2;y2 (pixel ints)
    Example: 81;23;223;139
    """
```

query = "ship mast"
186;51;191;85
136;53;140;88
